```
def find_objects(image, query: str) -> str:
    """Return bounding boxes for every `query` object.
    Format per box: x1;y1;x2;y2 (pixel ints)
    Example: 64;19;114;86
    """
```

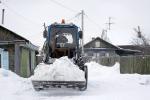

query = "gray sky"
0;0;150;48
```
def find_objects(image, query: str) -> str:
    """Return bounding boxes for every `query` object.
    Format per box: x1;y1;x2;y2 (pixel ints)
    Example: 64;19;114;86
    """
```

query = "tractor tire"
79;65;88;91
43;43;50;63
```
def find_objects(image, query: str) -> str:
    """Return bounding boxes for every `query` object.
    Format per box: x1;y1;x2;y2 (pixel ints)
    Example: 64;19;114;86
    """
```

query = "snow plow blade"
32;80;87;91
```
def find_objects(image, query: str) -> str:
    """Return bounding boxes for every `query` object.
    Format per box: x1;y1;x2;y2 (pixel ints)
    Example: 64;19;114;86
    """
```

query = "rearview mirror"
79;31;83;39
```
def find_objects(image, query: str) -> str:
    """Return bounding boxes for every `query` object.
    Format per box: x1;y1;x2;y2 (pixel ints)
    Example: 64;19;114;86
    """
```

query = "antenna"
105;17;114;30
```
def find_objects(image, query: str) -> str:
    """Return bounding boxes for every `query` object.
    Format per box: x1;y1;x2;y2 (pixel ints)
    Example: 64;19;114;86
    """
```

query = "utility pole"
81;10;84;54
106;17;114;30
2;9;5;25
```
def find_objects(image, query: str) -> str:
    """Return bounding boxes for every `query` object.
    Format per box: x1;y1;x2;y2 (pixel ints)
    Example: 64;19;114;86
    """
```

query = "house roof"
119;45;150;55
84;37;120;49
0;25;39;51
0;25;29;42
84;37;141;55
115;48;141;56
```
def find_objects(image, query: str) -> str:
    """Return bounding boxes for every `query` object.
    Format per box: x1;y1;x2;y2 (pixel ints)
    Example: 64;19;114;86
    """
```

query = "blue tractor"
32;20;88;91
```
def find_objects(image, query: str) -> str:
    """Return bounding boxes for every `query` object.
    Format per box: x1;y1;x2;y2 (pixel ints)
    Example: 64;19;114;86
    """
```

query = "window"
105;53;109;57
95;41;100;47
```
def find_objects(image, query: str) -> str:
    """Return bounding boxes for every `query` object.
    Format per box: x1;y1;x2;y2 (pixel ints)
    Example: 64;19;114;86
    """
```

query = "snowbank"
1;61;150;100
86;61;150;82
31;56;85;81
86;62;120;79
0;68;33;100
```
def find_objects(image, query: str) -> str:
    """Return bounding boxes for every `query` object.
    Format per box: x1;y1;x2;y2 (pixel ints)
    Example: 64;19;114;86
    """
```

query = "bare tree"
131;26;150;46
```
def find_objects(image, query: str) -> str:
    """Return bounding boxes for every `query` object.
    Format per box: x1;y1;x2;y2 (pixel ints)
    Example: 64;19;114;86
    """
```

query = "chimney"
92;37;95;40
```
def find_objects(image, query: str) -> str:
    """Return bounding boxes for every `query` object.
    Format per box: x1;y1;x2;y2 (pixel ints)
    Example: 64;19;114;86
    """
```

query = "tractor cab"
43;21;83;60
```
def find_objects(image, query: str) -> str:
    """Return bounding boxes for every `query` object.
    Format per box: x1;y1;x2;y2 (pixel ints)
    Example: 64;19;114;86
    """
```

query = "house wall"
84;38;117;58
20;47;37;77
84;38;119;66
0;26;22;72
0;26;38;77
0;44;37;78
30;50;36;75
20;47;30;77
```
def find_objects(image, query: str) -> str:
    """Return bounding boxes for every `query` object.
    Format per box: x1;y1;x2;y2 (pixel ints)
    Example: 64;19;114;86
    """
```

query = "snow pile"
86;62;120;79
86;61;150;83
31;56;85;81
0;68;33;100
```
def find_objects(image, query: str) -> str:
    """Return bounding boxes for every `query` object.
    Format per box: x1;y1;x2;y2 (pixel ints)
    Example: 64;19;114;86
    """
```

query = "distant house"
84;37;140;66
84;37;119;57
84;37;119;66
0;25;39;77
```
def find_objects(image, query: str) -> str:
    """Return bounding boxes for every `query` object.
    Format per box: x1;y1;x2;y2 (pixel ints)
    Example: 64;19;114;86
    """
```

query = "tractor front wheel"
79;65;88;91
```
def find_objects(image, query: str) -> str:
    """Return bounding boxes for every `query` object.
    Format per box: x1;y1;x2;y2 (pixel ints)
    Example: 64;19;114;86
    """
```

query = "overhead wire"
85;14;103;30
47;0;81;23
1;1;42;27
66;12;81;22
48;0;78;13
1;0;104;36
1;0;81;27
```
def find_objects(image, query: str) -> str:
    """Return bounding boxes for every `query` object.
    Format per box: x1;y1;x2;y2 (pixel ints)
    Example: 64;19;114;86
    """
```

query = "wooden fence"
120;55;150;74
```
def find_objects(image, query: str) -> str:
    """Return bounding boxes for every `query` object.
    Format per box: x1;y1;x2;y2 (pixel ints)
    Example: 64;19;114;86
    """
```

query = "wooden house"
84;37;119;57
0;25;39;77
84;37;119;66
84;37;140;66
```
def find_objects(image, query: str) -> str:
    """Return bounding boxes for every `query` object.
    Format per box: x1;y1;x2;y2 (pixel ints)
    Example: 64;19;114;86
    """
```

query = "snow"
31;57;85;81
0;60;150;100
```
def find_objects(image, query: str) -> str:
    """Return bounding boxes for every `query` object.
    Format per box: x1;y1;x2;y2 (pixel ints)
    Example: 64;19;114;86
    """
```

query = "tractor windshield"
51;27;77;48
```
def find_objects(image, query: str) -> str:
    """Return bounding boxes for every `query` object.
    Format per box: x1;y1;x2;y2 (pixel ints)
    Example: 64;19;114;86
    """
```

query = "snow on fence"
86;56;119;67
120;55;150;74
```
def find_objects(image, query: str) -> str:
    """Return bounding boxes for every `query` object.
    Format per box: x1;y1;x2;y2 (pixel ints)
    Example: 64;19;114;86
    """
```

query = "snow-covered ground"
0;59;150;100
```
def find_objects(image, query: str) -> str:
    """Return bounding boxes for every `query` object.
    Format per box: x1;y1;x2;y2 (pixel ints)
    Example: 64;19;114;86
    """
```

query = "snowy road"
0;62;150;100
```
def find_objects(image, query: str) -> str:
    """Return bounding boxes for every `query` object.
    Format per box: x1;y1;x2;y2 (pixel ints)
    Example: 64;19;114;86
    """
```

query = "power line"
1;1;41;27
1;0;79;27
85;14;103;30
66;12;81;22
48;0;78;13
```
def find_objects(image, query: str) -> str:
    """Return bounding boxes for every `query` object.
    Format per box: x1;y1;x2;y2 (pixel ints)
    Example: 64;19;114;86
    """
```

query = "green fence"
20;48;30;77
120;55;150;74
